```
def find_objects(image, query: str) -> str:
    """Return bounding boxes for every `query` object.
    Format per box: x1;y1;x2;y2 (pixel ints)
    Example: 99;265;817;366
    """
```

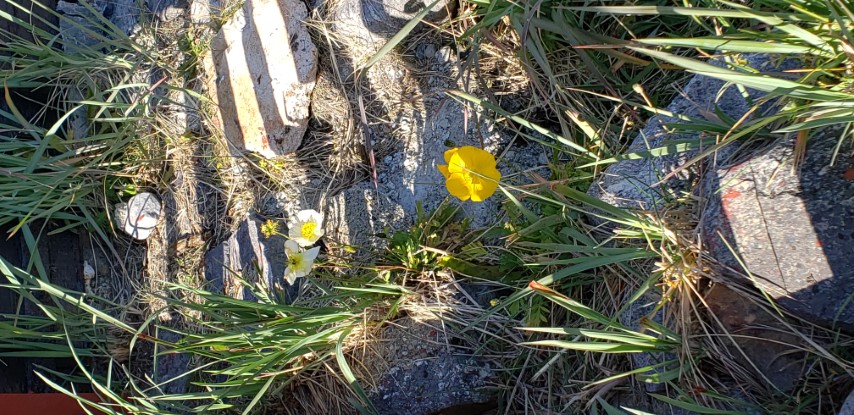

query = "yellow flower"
437;146;501;202
260;219;280;238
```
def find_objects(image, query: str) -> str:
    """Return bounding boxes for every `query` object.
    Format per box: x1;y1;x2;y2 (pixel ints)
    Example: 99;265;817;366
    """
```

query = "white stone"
83;261;95;280
114;193;162;240
204;0;317;158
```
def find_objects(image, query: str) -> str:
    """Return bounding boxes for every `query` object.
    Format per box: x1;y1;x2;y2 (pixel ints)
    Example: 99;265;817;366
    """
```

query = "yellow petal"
447;151;467;174
458;146;494;172
482;165;501;182
437;164;450;178
482;151;498;170
445;173;471;201
469;175;499;202
443;148;458;164
457;145;480;165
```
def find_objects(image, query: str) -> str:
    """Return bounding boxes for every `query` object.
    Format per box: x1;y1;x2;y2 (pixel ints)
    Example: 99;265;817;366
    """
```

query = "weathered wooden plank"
0;232;28;392
1;2;89;391
0;225;90;392
0;0;59;44
0;0;62;129
23;229;84;391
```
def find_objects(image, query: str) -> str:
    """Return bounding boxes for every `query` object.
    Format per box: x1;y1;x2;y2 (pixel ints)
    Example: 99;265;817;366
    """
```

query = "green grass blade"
336;329;378;415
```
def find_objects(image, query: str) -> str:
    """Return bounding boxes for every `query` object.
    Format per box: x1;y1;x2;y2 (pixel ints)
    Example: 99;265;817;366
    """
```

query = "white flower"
283;240;320;285
289;209;324;247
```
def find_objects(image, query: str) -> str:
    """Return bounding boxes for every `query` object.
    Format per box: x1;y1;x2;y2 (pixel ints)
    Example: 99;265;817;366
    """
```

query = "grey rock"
368;317;497;415
204;217;299;302
435;45;454;65
114;192;162;240
188;0;218;24
841;389;854;415
372;353;495;415
147;0;187;22
277;0;547;255
417;43;437;61
332;0;452;53
203;0;317;157
99;0;140;35
325;137;548;249
260;191;291;216
313;26;549;249
702;130;854;330
588;54;795;212
57;1;109;53
325;183;405;251
705;285;805;392
57;0;139;54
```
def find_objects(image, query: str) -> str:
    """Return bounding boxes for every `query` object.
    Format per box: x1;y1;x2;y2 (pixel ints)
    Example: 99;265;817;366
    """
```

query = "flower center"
301;222;318;239
288;255;303;268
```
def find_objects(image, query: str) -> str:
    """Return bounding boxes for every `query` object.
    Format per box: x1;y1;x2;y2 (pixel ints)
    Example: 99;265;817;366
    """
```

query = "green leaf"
527;281;625;328
579;138;718;168
636;38;820;55
774;114;854;132
650;394;747;415
628;47;852;102
336;329;378;415
522;339;660;353
595;397;633;415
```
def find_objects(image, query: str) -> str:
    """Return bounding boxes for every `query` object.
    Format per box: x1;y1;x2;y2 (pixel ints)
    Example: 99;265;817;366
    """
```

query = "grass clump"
449;0;854;413
578;0;854;163
0;0;188;237
1;0;853;414
1;246;416;414
456;0;705;161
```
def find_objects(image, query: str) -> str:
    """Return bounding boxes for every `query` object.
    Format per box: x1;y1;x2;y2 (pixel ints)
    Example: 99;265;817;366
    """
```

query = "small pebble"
114;192;162;240
422;44;436;60
435;46;454;65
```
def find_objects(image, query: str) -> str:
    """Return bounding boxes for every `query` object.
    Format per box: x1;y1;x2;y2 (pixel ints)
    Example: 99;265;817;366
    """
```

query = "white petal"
303;246;320;263
285;266;307;285
296;209;323;226
284;239;300;255
288;225;301;241
284;268;296;285
309;210;324;226
293;236;314;247
296;209;315;222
